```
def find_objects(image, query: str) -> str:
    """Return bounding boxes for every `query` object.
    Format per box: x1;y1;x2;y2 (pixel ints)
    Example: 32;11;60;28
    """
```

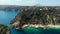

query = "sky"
0;0;60;6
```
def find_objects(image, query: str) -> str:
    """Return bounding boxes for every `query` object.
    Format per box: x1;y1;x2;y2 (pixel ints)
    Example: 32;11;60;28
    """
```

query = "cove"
0;10;60;34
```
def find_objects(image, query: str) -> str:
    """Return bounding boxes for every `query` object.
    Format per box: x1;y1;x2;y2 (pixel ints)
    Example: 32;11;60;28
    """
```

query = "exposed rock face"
0;24;10;34
10;7;60;29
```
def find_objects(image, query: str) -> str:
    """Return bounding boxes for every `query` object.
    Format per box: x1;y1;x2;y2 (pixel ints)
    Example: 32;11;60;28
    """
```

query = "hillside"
10;7;60;29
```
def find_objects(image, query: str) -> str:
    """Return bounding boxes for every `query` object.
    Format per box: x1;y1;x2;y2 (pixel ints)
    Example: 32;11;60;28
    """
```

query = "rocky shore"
0;24;10;34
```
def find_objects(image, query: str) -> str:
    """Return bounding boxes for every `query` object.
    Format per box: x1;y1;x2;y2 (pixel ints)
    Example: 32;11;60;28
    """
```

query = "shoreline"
15;24;60;30
22;24;60;28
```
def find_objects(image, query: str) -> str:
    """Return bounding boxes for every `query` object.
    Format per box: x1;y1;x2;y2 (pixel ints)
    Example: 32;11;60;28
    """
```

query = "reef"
10;7;60;29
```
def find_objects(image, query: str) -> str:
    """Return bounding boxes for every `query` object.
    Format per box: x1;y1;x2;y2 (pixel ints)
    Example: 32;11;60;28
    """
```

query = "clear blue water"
0;11;18;26
0;10;24;34
0;10;60;34
0;10;26;34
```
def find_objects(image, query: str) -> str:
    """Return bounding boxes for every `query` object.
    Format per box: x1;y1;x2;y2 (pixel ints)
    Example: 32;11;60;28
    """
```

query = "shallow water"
23;27;60;34
0;10;60;34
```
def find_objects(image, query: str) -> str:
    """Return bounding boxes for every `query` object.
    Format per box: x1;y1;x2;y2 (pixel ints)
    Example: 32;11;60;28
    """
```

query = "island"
10;6;60;30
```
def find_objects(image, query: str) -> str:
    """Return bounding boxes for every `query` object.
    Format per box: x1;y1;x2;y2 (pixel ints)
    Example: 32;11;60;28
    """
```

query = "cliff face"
10;7;60;29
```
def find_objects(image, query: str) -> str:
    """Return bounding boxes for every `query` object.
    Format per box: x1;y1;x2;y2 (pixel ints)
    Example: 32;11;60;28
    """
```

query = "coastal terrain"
0;6;60;34
10;6;60;30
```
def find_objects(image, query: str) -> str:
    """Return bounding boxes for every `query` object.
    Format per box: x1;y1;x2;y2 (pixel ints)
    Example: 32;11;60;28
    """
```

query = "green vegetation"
10;7;60;29
20;7;60;25
0;24;10;34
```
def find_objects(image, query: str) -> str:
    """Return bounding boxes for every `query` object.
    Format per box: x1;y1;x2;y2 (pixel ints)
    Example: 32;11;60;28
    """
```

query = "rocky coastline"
0;24;10;34
10;7;60;30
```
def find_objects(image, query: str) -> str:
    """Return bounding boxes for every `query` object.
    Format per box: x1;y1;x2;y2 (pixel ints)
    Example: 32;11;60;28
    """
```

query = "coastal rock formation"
10;7;60;29
0;24;10;34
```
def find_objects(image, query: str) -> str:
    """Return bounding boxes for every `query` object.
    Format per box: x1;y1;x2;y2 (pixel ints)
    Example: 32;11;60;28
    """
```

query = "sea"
0;10;60;34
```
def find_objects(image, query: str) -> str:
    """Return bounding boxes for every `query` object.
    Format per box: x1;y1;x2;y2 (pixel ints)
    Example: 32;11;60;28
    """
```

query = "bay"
0;10;60;34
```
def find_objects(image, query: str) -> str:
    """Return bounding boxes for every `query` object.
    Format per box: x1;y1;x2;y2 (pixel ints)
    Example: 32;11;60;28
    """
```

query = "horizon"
0;0;60;6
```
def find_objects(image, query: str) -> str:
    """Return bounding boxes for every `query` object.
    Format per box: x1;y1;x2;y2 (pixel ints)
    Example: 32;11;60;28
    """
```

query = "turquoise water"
0;10;60;34
23;27;60;34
